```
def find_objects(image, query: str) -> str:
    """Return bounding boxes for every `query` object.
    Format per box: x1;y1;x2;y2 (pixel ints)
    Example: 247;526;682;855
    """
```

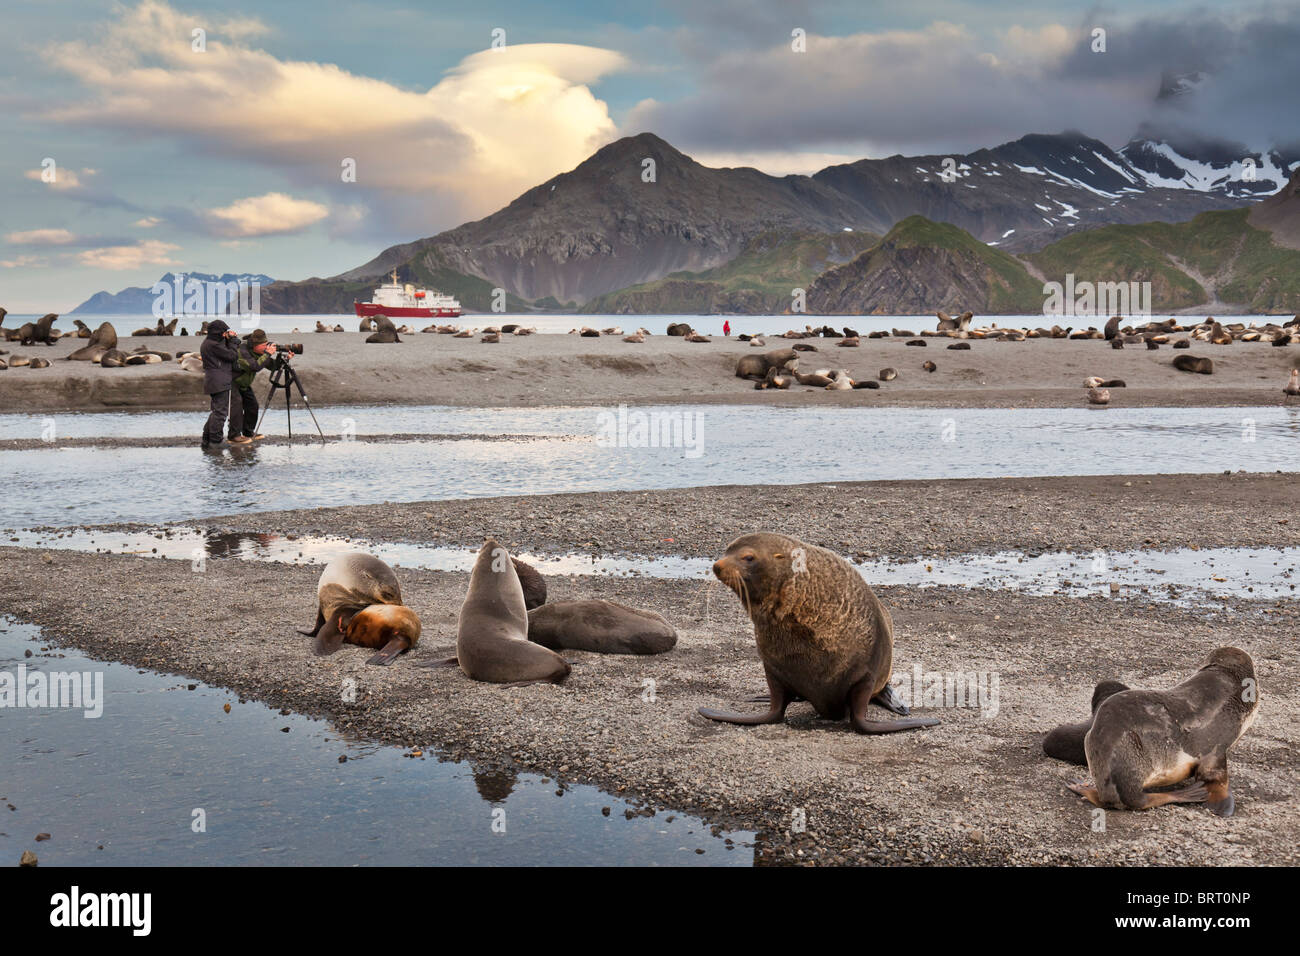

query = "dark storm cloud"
627;6;1300;156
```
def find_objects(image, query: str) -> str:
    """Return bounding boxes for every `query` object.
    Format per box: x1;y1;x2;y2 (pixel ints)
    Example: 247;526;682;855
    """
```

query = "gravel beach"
2;330;1298;412
2;468;1297;866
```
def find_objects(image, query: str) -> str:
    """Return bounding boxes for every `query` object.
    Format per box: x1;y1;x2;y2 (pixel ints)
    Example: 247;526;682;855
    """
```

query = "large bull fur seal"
700;532;939;734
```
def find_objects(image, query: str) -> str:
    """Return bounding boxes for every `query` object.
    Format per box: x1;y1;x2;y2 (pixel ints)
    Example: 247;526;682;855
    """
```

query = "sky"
3;0;1299;312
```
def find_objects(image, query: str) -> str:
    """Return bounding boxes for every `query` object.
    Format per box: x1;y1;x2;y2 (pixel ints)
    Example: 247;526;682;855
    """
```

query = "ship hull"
354;301;462;319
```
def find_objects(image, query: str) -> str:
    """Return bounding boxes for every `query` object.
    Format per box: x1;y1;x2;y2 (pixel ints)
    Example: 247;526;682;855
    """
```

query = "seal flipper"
366;637;410;666
416;656;461;669
312;616;346;656
297;607;325;638
870;683;911;716
848;677;939;734
701;673;791;726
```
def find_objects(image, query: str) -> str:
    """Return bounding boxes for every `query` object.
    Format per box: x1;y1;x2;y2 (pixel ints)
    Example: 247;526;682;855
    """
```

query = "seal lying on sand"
456;539;570;684
298;553;421;665
527;601;676;654
1061;647;1259;815
68;322;117;362
735;348;798;381
700;533;939;735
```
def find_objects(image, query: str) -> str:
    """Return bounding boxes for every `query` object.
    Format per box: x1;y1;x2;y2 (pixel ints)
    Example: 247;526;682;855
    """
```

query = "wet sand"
3;470;1298;866
2;331;1298;412
178;472;1300;563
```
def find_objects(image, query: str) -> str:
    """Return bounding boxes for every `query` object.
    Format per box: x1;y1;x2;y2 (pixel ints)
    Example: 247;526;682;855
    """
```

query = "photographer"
228;328;287;445
199;319;242;450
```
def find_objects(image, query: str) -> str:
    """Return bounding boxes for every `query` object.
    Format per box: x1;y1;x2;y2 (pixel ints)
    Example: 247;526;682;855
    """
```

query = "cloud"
201;193;329;238
0;255;47;269
624;12;1300;158
134;217;162;228
39;1;627;239
6;228;78;245
76;239;181;270
24;167;95;190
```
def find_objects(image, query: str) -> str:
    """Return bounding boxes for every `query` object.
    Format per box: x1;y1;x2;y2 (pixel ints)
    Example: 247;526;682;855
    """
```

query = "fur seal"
699;533;939;735
947;342;970;350
1087;387;1110;405
1104;315;1121;341
20;314;58;346
68;322;117;361
837;337;860;347
1172;354;1213;374
456;539;569;684
1285;369;1300;396
298;553;421;665
1063;647;1259;816
1043;680;1131;765
735;348;798;382
365;315;403;343
527;600;677;654
879;367;897;381
922;360;937;372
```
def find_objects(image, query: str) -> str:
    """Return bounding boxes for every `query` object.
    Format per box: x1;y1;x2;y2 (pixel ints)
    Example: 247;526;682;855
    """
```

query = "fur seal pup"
68;322;117;361
1043;680;1131;765
456;539;570;684
794;370;835;387
922;360;937;372
1285;369;1300;396
947;342;970;350
28;357;51;369
1087;387;1110;405
527;600;677;654
791;342;817;351
99;348;127;368
1172;354;1213;375
879;367;897;381
1065;647;1259;816
699;533;939;735
298;553;421;665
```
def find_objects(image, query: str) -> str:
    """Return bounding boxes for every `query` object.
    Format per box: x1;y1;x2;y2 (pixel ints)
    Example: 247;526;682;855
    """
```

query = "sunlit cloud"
76;239;181;270
38;1;628;238
202;192;329;238
6;228;78;245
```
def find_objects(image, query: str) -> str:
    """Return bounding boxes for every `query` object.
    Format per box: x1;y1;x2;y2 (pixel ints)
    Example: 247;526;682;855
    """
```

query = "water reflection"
0;618;753;866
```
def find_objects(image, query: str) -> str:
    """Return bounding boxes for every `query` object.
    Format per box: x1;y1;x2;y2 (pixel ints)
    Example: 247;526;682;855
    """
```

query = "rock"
19;850;37;866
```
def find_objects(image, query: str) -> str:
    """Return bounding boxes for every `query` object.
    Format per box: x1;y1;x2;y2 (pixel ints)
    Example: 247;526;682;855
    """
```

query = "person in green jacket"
228;328;285;444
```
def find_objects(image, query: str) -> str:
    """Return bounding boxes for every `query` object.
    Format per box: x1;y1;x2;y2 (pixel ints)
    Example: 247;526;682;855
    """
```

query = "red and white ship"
354;270;462;319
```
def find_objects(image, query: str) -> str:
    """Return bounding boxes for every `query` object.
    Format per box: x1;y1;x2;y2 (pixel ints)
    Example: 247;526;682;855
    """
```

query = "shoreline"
171;472;1300;563
2;540;1295;866
2;332;1297;413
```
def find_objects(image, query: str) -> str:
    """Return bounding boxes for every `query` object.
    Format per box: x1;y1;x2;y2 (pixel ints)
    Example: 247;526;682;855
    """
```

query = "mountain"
263;130;1289;313
579;228;879;314
806;217;1044;314
1026;169;1300;314
72;273;274;314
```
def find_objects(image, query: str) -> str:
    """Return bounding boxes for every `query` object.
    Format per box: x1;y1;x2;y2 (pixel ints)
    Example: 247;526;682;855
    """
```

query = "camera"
273;342;304;355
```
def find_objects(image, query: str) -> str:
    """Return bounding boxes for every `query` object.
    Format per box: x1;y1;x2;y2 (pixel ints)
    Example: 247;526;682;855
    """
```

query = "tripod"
255;361;325;441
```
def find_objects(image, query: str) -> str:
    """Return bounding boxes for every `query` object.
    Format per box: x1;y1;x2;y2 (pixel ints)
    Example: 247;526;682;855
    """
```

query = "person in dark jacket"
200;319;241;449
228;328;285;444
